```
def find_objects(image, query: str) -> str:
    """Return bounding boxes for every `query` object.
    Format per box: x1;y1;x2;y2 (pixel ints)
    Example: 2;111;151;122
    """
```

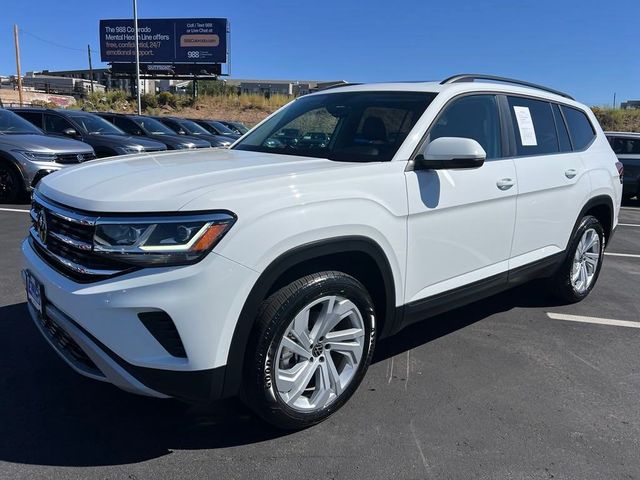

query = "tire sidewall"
254;274;376;428
0;161;21;203
563;215;605;301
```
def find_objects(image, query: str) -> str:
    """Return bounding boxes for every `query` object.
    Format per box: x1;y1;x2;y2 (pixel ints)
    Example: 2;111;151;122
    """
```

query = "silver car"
0;109;95;202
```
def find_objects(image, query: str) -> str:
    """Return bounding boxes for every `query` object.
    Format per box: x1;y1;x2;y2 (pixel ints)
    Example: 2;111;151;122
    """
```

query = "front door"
404;94;517;308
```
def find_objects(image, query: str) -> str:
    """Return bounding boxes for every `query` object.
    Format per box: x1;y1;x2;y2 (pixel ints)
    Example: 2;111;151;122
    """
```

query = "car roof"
605;131;640;137
310;79;586;109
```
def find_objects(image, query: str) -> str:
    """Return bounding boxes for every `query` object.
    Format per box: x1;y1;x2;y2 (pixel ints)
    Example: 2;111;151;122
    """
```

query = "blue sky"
1;0;637;106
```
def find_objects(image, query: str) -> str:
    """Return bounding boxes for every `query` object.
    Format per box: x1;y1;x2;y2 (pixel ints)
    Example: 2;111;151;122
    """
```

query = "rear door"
404;94;517;305
506;97;592;269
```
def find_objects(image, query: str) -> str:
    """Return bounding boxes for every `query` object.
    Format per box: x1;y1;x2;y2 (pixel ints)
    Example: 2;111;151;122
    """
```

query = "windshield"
136;117;175;135
233;91;436;162
0;110;43;134
68;113;125;135
210;121;235;134
179;119;211;135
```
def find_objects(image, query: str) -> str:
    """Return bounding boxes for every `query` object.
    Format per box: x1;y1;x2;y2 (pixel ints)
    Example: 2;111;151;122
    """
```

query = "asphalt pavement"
0;199;639;480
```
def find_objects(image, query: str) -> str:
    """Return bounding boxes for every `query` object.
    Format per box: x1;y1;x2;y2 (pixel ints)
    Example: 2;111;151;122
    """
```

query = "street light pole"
133;0;142;114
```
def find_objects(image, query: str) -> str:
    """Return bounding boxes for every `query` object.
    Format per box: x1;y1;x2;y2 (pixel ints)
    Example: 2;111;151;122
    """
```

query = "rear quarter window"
561;106;595;150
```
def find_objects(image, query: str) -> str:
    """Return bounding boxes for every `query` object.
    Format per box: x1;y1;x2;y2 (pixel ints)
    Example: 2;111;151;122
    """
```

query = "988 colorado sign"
99;18;228;64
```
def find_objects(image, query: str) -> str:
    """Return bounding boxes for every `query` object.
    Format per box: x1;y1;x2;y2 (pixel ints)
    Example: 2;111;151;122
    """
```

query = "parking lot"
0;200;638;480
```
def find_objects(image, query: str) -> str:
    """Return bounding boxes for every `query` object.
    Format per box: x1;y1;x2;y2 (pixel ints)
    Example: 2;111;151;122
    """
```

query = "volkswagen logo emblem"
36;210;48;244
77;153;84;162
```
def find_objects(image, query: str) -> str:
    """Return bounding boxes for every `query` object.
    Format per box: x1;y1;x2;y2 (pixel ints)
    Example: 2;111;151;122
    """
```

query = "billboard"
99;18;228;64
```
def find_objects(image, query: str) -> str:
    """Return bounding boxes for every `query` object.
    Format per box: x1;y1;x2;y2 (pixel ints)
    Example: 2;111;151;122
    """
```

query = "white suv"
22;75;622;429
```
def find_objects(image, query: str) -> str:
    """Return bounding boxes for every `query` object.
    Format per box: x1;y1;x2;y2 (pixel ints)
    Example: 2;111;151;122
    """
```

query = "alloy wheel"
274;295;365;412
571;227;601;294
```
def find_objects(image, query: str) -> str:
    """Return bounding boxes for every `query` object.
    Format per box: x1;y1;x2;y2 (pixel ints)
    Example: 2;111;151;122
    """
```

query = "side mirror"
414;137;486;170
62;128;79;138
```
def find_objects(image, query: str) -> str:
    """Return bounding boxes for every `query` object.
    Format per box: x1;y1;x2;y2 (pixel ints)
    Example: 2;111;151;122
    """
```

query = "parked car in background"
606;131;640;200
151;116;233;148
217;120;249;135
11;108;167;158
297;132;330;149
0;109;95;202
96;113;212;150
190;119;240;140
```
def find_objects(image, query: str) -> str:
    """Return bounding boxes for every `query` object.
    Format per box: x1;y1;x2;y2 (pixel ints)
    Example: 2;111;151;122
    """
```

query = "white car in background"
22;74;622;429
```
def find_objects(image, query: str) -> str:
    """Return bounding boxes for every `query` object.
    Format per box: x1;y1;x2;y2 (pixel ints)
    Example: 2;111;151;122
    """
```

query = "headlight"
93;212;235;266
15;150;58;162
175;143;194;150
115;146;144;154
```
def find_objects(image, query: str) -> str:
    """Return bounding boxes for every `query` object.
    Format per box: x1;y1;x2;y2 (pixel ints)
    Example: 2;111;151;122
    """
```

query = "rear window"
561;106;595;150
609;136;640;155
507;96;558;156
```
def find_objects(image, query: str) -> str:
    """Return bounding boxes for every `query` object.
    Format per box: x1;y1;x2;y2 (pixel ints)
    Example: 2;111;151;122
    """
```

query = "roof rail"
440;74;574;100
318;82;362;91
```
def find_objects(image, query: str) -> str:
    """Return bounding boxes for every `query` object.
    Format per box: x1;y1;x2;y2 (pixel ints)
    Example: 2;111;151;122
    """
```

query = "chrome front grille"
30;192;133;282
55;152;97;164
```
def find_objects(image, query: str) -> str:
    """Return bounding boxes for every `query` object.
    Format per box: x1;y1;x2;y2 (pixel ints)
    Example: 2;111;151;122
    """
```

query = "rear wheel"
548;215;605;303
0;161;22;203
242;271;376;429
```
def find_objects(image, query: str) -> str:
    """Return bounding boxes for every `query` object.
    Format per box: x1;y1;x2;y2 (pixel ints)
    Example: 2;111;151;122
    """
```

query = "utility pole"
87;44;94;93
613;92;617;109
13;24;24;107
133;0;142;114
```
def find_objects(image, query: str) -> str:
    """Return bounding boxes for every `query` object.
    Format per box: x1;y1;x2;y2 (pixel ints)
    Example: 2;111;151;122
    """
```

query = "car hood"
0;134;93;153
88;134;166;150
38;148;353;212
148;133;211;148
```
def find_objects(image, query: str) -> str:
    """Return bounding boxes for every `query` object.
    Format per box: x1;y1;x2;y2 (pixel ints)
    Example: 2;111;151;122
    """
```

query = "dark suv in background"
190;119;240;140
96;113;211;150
0;109;95;202
11;108;167;158
151;116;234;148
606;131;640;201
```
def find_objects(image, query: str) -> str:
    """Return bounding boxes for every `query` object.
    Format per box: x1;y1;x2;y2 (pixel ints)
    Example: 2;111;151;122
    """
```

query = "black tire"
242;271;376;430
0;160;23;203
548;215;605;303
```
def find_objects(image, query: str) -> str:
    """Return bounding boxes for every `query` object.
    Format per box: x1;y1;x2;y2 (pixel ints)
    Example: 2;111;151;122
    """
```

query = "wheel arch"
574;195;615;246
222;235;397;397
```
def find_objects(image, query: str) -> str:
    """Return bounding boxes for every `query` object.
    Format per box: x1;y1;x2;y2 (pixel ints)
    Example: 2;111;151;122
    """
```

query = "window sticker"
513;106;538;146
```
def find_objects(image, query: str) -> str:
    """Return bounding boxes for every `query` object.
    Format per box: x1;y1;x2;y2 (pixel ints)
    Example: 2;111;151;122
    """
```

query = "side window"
44;114;74;134
18;111;43;128
507;96;558;156
114;117;140;135
429;95;502;159
609;137;640;155
552;104;572;152
561;106;595;150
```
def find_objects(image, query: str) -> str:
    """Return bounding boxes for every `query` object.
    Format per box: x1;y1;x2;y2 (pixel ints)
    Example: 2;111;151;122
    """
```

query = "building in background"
621;100;640;110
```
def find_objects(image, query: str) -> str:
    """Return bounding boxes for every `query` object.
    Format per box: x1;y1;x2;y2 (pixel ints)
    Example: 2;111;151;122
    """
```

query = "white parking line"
619;223;640;227
620;206;638;211
605;252;640;258
547;312;640;329
0;207;29;213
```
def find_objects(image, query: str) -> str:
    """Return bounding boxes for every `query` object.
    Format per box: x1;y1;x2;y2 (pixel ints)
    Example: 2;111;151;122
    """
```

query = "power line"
19;29;96;54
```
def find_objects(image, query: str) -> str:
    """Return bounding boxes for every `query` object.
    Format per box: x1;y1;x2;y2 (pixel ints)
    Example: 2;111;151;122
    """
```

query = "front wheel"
242;271;376;429
0;161;22;203
548;215;605;303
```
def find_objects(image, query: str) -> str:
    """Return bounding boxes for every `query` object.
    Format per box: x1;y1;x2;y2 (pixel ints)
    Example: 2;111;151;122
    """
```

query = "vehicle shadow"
0;281;562;467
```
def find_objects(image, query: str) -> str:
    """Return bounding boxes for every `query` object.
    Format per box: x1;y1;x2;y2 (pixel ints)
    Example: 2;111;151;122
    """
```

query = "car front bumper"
22;238;259;402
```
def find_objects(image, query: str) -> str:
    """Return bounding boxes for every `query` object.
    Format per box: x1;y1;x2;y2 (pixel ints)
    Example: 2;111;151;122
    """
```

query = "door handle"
565;169;578;179
496;178;515;190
